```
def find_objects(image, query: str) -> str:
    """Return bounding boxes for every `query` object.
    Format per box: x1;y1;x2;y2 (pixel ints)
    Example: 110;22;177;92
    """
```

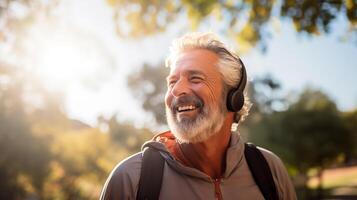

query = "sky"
4;0;357;128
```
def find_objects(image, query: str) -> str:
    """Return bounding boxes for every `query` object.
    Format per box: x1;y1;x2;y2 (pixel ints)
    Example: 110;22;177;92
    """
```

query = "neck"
178;114;234;179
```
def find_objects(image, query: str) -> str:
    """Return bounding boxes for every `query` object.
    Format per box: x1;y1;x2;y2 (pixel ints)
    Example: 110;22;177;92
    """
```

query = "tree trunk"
317;168;324;200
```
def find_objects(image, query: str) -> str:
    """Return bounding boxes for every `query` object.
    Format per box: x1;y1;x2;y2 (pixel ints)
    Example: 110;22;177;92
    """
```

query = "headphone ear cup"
233;91;245;112
227;89;245;112
226;89;235;112
226;58;247;113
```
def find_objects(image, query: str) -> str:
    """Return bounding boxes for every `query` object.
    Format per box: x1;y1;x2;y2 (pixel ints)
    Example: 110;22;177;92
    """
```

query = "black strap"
136;147;165;200
137;144;278;200
244;143;279;200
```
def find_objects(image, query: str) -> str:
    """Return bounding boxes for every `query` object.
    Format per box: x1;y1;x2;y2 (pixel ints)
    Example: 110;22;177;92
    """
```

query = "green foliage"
106;0;357;51
43;128;126;200
281;0;343;34
99;115;153;152
248;88;353;189
2;0;356;51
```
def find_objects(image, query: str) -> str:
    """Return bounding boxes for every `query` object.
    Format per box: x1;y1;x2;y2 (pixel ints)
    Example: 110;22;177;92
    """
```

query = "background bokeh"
0;0;357;199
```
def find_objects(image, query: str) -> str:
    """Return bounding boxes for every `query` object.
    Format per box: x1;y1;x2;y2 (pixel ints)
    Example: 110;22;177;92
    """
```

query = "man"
100;32;297;200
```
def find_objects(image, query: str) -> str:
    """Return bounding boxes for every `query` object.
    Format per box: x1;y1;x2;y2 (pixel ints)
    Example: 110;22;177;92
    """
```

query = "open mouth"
177;105;197;113
171;95;203;114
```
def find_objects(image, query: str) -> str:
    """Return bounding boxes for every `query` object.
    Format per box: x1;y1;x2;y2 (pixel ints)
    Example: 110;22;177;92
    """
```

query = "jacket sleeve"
99;153;142;200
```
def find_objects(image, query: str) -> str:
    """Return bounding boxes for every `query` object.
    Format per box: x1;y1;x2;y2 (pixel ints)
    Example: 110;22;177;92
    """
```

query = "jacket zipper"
213;178;223;200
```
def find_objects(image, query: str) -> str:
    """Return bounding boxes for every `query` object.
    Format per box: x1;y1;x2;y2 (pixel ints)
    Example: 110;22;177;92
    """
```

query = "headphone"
226;58;247;112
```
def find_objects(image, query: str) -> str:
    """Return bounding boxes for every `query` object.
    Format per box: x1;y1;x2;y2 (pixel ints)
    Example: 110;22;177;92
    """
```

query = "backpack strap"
136;147;165;200
136;143;278;200
244;143;279;200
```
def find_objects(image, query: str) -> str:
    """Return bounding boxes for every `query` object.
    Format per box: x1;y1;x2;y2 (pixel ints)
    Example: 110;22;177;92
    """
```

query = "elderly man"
100;32;296;200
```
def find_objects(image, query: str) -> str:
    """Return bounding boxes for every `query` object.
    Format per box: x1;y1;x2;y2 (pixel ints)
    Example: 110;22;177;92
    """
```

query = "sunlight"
25;21;112;92
38;41;86;87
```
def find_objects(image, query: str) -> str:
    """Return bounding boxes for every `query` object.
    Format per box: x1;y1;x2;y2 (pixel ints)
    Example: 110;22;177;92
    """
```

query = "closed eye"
167;80;177;88
190;76;203;83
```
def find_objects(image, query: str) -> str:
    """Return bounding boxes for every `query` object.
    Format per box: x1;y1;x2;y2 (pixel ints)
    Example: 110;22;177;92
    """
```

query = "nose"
170;78;190;97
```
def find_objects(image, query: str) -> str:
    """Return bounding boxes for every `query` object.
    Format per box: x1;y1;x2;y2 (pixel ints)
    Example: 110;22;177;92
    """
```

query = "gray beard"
166;102;226;143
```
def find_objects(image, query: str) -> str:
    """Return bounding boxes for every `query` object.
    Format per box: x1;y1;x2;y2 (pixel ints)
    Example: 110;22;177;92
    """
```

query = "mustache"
170;95;204;112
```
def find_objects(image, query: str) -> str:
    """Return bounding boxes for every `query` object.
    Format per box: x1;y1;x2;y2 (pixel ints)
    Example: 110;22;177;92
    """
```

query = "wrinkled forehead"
168;49;220;75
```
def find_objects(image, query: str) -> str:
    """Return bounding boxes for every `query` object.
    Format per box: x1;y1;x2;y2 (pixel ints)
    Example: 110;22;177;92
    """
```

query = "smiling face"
165;49;228;143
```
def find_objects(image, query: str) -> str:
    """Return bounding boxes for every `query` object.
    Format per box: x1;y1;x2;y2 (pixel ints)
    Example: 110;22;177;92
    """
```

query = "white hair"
165;32;252;123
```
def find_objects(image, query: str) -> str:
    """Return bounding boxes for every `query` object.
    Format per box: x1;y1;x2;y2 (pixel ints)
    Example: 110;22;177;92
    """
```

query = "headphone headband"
236;58;247;98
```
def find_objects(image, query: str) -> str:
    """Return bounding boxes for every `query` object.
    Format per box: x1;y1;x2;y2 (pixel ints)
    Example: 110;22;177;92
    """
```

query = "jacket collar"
142;130;245;181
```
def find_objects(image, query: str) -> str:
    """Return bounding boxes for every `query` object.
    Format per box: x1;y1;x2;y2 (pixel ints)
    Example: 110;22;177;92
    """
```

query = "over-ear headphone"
226;58;247;112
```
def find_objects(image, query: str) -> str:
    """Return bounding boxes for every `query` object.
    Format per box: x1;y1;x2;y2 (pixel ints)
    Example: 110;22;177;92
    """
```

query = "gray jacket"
100;133;297;200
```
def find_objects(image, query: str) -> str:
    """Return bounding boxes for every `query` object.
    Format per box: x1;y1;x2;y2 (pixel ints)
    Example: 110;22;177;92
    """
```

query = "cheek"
164;91;172;107
199;83;222;104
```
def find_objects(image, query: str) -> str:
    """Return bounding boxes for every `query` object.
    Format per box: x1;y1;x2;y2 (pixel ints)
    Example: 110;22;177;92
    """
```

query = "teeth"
177;105;196;112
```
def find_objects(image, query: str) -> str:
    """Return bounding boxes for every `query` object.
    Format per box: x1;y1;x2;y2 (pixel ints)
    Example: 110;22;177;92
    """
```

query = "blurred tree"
248;74;287;114
0;62;122;200
1;0;356;52
106;0;357;51
98;115;154;152
342;109;357;164
43;128;125;200
0;0;59;49
248;88;352;197
240;74;287;140
0;62;52;199
127;63;169;125
0;61;157;200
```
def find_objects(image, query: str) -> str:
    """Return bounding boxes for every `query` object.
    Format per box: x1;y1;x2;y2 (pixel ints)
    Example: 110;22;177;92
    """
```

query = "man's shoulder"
105;152;144;190
255;146;288;175
100;152;143;200
111;152;143;178
256;146;283;165
109;140;168;179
